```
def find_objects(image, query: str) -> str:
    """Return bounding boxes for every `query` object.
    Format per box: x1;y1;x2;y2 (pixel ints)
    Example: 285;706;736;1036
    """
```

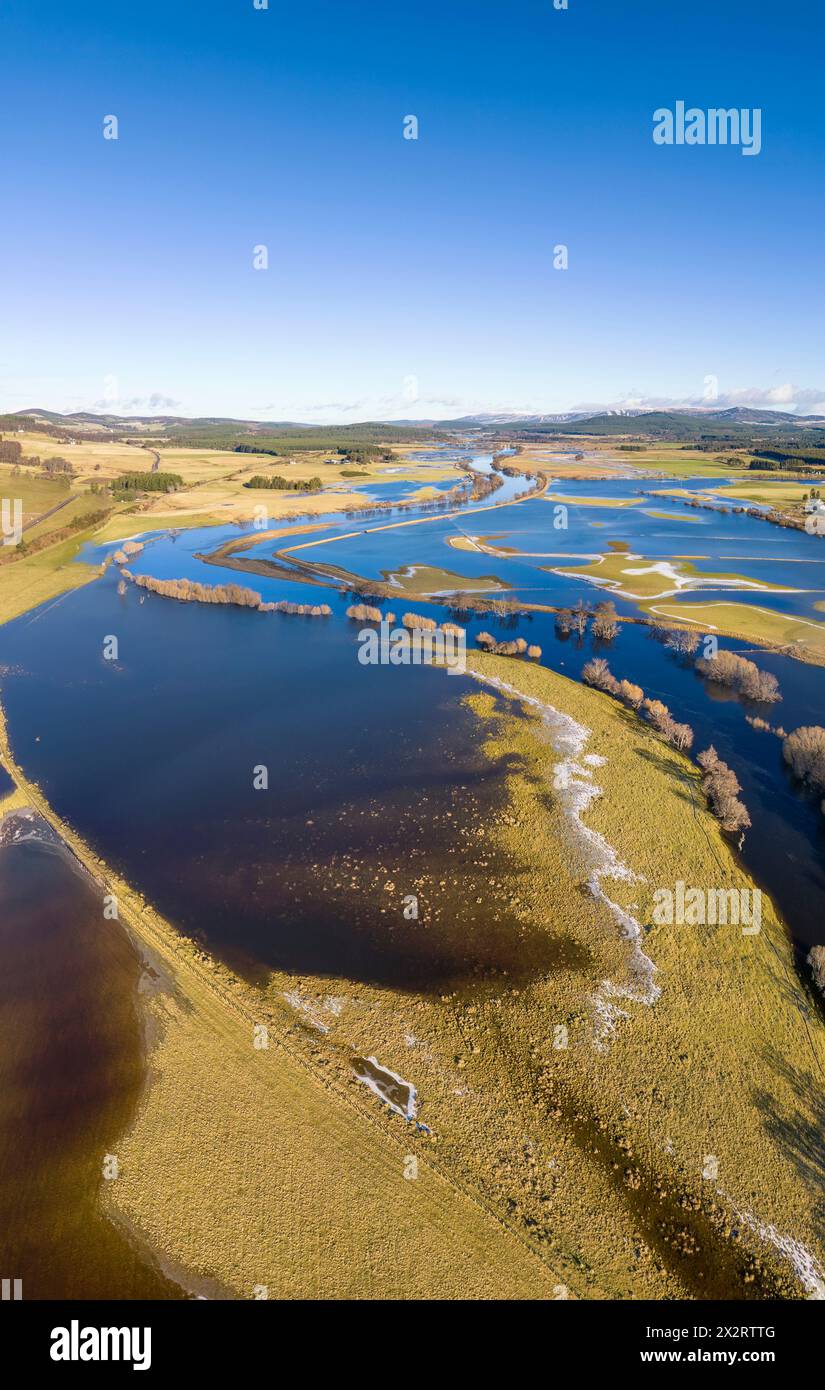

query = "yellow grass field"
454;654;825;1297
642;508;704;523
13;431;149;481
87;444;456;532
544;493;641;509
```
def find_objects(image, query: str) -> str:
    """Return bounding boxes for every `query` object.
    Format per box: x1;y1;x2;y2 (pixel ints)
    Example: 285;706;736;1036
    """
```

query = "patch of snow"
467;671;659;1049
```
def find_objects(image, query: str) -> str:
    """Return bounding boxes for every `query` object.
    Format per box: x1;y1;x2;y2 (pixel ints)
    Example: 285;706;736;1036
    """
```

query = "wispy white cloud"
573;384;825;415
88;392;180;414
253;388;504;424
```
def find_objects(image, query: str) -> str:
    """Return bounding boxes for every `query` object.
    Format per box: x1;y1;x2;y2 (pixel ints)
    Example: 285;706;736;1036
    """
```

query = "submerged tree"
696;649;781;703
665;628;701;657
592;600;621;641
783;726;825;798
697;746;751;832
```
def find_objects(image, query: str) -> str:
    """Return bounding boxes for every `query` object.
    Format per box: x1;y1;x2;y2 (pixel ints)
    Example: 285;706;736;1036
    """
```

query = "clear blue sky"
2;0;823;422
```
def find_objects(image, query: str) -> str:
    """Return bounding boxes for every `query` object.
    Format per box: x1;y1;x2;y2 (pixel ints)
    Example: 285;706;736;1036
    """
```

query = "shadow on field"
753;1046;825;1243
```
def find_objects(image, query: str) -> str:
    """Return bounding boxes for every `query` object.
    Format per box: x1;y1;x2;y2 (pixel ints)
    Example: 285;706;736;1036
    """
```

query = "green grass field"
653;481;813;509
380;563;508;594
0;466;75;528
0;464;106;625
644;599;825;663
548;550;791;600
642;508;704;523
705;481;813;506
592;443;754;479
0;529;100;626
456;653;825;1298
0;437;462;621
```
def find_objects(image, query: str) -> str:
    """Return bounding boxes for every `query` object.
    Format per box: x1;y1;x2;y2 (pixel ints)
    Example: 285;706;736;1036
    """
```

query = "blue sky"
2;0;823;422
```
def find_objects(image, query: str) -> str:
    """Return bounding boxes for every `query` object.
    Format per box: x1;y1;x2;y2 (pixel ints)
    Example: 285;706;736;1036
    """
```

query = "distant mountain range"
7;404;825;444
439;406;825;429
13;409;313;429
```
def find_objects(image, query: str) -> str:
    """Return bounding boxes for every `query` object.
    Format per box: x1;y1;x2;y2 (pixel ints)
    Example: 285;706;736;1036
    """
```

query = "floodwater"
1;452;824;1297
0;810;183;1298
7;456;819;958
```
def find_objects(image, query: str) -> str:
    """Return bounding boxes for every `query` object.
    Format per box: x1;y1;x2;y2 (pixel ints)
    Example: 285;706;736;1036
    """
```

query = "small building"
804;497;825;514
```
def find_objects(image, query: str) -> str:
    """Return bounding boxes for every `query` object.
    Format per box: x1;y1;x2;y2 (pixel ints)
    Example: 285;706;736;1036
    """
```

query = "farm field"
0;466;76;528
585;442;753;478
0;527;101;625
706;481;815;506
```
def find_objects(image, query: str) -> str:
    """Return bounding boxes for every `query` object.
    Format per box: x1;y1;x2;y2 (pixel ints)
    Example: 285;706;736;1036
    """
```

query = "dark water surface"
0;816;182;1298
1;579;568;990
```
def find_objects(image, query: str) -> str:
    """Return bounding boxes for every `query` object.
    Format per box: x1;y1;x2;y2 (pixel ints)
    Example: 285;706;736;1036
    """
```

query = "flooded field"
2;453;824;1298
0;813;182;1298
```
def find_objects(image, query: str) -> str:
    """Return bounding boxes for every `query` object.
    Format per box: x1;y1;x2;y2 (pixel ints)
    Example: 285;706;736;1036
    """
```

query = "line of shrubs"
581;657;752;832
476;632;541;660
581;657;694;751
346;604;468;643
262;599;331;616
695;649;781;703
134;575;262;607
